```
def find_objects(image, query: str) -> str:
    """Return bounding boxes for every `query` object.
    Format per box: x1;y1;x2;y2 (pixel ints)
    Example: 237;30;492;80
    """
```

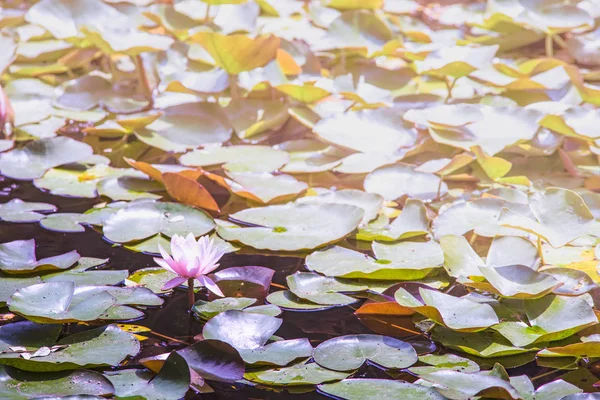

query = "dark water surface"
0;174;593;398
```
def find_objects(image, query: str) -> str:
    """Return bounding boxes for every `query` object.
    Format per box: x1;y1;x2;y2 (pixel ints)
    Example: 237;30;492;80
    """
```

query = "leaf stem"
205;4;211;21
545;34;554;58
188;278;195;309
229;74;239;100
444;77;457;103
135;55;154;109
537;236;545;265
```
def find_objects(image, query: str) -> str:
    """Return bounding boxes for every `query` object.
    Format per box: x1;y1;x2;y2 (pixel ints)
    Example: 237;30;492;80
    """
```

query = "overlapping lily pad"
216;202;363;251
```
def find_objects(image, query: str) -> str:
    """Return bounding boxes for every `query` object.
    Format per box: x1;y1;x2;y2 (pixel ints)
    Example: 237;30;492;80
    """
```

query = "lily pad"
0;199;56;223
314;334;417;371
8;282;160;324
0;324;140;372
103;201;215;243
105;352;190;400
0;239;79;275
244;361;350;387
319;379;446;400
306;241;444;280
216;202;363;251
395;286;499;332
0;366;115;399
364;164;447;201
180;145;289;173
0;137;93;180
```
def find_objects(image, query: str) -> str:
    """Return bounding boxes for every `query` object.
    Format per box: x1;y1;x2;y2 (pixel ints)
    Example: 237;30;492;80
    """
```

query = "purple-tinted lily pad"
0;239;80;275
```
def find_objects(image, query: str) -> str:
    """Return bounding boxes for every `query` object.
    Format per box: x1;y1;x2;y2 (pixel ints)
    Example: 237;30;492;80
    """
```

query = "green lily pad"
244;361;351;387
105;352;190;400
314;334;417;371
0;324;140;372
287;272;361;306
319;379;446;400
241;338;313;367
493;295;598;347
216;202;364;251
0;199;56;223
266;290;333;311
0;366;115;399
203;310;281;350
103;200;215;243
356;199;429;241
408;354;480;375
499;188;594;248
137;103;232;151
192;297;257;320
364;164;447;201
306;241;444;280
179;145;289;173
0;321;62;352
475;265;561;299
395;286;499;332
431;327;534;358
8;282;160;324
0;239;79;275
313;108;417;154
297;189;384;224
177;339;244;382
439;235;485;278
417;369;520;400
0;137;93;180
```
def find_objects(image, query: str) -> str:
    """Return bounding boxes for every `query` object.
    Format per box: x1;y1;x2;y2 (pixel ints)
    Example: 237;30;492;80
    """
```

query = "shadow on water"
0;175;589;398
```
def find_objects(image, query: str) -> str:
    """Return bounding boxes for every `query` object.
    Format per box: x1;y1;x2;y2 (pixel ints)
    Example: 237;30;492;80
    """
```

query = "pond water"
1;174;590;399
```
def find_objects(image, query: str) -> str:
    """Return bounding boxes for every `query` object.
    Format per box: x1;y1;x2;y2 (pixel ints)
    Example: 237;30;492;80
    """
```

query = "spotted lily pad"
105;352;190;400
0;324;140;372
216;202;364;251
102;200;215;243
7;282;161;324
244;361;350;387
319;379;447;400
314;334;417;371
306;241;444;280
0;366;115;399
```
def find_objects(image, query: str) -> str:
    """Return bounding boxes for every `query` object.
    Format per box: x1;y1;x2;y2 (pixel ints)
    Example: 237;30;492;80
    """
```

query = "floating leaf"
306;241;443;280
0;324;139;372
364;164;447;201
0;199;55;223
395;287;499;332
314;334;417;371
216;202;363;251
105;352;190;400
0;137;93;180
313;109;417;155
319;379;447;400
180;145;289;173
244;361;350;386
103;201;215;243
499;188;594;248
0;366;115;399
0;239;79;275
191;32;280;75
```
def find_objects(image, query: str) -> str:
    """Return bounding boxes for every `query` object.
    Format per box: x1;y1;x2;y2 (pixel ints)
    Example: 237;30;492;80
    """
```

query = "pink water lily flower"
154;233;225;297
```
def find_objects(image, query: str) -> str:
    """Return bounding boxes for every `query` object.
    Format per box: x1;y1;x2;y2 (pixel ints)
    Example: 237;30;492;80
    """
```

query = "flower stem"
187;278;195;309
